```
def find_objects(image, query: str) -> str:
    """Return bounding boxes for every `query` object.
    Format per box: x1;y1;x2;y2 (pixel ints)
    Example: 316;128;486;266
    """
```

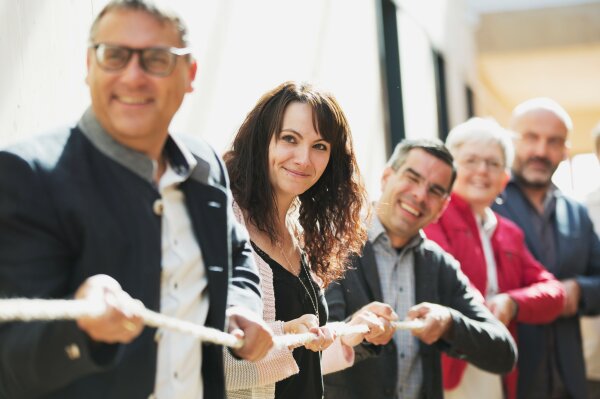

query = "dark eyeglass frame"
90;43;192;77
399;168;450;201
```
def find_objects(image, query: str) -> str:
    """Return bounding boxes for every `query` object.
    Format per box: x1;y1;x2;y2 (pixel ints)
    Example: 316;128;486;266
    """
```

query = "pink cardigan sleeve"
224;204;299;392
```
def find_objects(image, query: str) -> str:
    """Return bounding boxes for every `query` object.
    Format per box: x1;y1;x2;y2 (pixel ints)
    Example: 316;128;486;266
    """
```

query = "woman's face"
268;102;331;203
453;140;509;210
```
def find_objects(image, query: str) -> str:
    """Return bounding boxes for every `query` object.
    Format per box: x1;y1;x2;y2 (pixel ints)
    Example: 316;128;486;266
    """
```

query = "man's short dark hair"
387;138;457;191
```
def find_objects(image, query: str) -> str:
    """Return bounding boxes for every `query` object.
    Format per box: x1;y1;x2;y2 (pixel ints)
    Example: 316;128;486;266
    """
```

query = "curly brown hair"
224;81;367;286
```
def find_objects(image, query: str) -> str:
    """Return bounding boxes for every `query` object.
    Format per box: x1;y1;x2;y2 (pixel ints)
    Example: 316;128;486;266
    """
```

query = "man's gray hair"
89;0;189;47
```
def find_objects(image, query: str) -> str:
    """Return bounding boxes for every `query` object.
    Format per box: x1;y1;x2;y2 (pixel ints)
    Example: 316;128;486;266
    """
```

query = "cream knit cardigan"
224;203;354;399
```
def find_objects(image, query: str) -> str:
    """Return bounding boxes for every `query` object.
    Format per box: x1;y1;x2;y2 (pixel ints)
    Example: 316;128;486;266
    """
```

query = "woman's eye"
281;135;296;143
314;143;329;151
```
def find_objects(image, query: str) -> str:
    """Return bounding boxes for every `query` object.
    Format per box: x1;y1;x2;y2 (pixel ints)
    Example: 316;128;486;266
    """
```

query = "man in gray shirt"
325;138;517;399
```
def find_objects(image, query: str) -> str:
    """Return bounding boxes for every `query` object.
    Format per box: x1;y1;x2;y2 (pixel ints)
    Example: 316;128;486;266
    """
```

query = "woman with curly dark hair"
223;81;391;399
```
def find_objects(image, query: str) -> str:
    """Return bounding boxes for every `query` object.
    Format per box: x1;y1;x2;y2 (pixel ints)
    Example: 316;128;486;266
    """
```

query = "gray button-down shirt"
370;215;423;399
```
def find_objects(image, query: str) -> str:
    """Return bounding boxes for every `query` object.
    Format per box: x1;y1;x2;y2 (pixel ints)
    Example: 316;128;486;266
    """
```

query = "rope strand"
0;298;424;350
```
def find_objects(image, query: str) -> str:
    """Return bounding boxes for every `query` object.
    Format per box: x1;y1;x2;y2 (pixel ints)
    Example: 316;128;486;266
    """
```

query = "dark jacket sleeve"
207;147;262;316
427;246;517;374
506;227;565;324
0;150;121;399
227;205;263;315
324;265;381;363
575;204;600;316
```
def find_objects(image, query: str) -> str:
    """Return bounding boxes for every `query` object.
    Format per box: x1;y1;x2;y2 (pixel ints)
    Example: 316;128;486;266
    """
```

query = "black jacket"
0;109;262;399
324;233;517;399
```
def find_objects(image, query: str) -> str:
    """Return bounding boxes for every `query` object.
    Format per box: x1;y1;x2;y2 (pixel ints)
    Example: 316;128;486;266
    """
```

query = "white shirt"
154;160;210;399
475;208;499;299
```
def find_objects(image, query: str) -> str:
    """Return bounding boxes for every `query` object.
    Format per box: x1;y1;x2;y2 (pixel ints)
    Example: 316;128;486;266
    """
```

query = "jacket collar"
78;107;203;184
503;176;562;209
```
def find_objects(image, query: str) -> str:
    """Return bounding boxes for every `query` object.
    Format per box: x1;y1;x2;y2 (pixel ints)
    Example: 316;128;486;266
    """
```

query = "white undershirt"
154;161;210;399
475;208;499;299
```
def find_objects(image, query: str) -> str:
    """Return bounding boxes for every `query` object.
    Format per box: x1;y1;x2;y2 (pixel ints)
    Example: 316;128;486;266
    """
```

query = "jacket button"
64;343;81;360
153;199;163;216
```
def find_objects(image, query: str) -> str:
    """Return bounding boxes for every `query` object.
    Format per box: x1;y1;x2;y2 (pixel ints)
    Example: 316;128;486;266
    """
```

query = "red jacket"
424;193;565;399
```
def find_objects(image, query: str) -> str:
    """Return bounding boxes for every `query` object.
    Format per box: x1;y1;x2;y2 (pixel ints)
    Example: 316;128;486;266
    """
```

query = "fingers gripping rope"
0;298;424;350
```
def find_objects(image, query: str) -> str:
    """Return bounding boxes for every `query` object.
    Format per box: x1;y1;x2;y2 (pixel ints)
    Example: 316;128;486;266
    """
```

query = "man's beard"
513;156;555;189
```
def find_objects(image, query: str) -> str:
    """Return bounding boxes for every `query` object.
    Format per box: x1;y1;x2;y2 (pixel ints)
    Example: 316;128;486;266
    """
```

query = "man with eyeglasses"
0;1;273;399
324;139;517;399
492;98;600;399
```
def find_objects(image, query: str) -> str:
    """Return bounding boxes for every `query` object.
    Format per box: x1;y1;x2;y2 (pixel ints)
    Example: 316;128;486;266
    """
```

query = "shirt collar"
78;107;197;184
475;207;498;237
369;208;424;250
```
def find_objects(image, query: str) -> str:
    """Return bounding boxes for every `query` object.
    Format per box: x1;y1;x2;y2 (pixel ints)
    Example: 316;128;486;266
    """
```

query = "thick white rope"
0;298;244;349
275;320;425;348
0;298;424;350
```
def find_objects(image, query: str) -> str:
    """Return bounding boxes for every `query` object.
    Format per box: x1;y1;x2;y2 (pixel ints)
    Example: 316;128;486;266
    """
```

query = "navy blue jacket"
0;109;262;399
493;181;600;399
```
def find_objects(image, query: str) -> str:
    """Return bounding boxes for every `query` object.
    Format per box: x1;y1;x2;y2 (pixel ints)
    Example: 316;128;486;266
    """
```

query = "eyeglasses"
458;156;505;174
399;169;449;201
90;43;192;77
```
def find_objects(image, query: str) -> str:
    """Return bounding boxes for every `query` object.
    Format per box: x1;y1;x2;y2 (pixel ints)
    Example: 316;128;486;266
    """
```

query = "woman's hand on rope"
341;301;398;347
75;274;145;344
284;314;335;352
226;306;274;361
305;324;334;352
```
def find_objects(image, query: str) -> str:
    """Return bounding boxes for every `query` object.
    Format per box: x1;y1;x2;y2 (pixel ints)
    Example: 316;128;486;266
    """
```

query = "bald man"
493;98;600;399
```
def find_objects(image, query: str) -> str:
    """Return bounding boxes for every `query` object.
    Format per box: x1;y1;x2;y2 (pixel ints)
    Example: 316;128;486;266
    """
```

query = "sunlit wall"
0;0;388;197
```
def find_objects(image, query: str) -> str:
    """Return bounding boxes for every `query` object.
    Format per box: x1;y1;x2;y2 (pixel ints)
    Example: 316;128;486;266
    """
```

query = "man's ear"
432;195;451;223
500;170;510;191
561;137;572;161
85;50;91;86
381;167;394;192
186;60;198;93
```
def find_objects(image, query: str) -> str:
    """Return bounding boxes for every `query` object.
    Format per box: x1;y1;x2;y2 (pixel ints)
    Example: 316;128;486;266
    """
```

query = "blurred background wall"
1;0;599;199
